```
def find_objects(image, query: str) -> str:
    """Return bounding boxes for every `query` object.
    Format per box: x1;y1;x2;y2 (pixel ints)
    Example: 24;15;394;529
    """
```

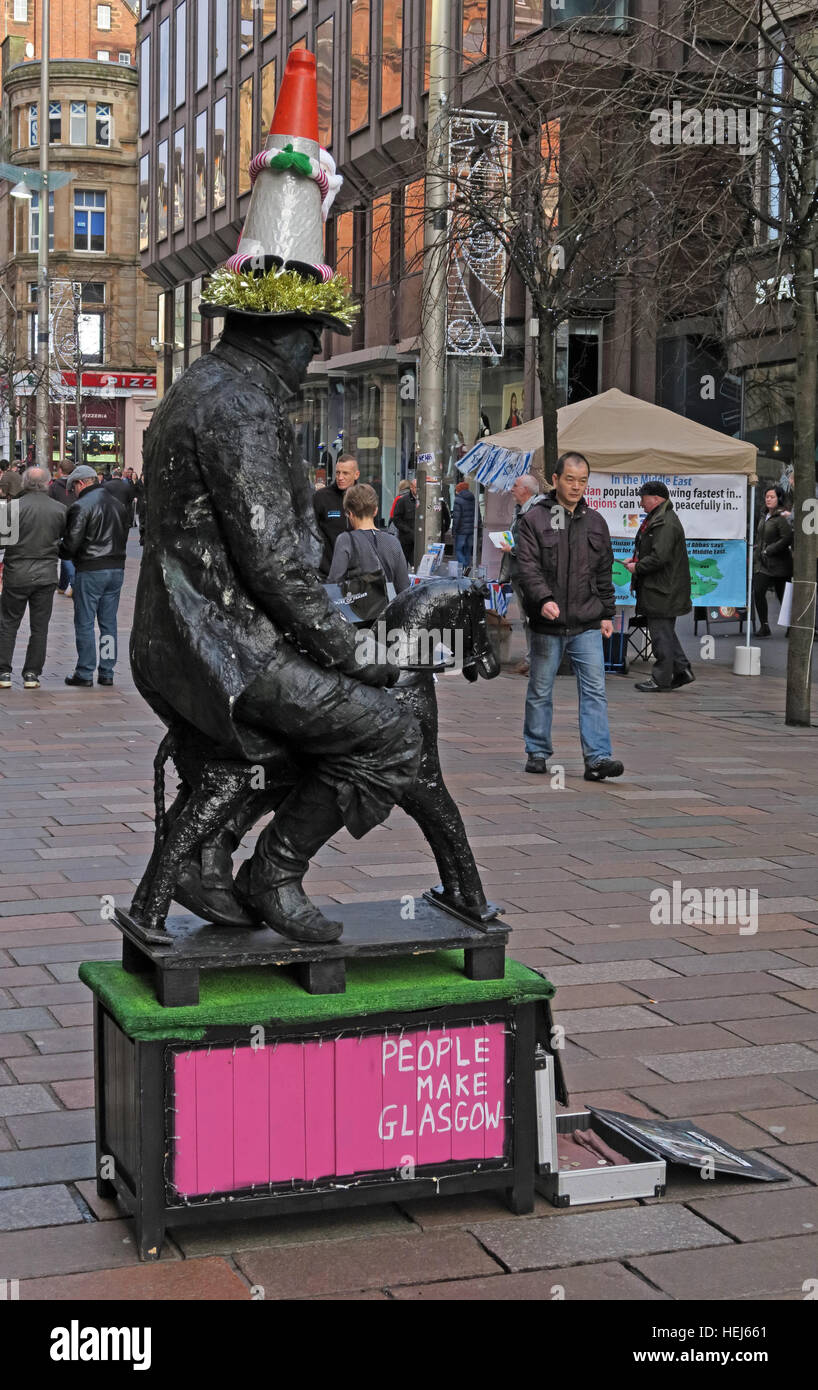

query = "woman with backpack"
327;483;411;609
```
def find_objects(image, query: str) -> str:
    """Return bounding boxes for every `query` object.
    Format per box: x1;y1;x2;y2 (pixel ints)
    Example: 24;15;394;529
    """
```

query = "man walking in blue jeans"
60;465;129;688
516;452;624;782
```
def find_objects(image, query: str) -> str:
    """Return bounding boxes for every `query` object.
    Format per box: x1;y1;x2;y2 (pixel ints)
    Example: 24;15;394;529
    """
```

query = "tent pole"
745;477;756;647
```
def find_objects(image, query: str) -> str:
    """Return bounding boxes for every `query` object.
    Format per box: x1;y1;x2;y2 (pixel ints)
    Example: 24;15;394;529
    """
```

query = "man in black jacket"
391;476;417;565
0;468;66;689
516;452;624;781
312;454;359;576
624;481;694;692
60;464;129;688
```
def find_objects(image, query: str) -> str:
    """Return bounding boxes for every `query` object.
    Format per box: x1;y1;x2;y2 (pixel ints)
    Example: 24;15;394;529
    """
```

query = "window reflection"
349;0;370;133
403;179;424;274
157;138;169;240
462;1;487;65
173;126;185;231
260;58;276;144
316;17;333;147
371;194;391;286
195;109;207;218
239;75;253;196
213;97;226;210
381;1;402;114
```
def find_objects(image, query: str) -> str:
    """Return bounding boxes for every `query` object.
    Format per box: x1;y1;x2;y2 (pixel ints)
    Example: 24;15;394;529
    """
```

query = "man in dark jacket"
752;485;792;636
391;476;417;565
452;481;482;569
60;464;129;688
48;460;76;594
0;459;22;500
625;481;694;692
0;468;66;689
132;313;421;943
104;470;137;514
312;453;359;576
516;451;624;781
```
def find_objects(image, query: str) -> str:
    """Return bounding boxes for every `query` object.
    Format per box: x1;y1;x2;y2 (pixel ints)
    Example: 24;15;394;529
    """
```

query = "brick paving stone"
170;1205;412;1256
234;1230;500;1299
51;1080;94;1109
569;1091;661;1118
556;1005;672;1034
687;1188;818;1241
630;1234;818;1300
7;1109;94;1148
544;984;649;1009
9;943;119;965
0;967;53;987
562;1057;665;1090
744;1106;818;1144
630;1077;816;1117
642;1155;801;1205
73;1180;121;1221
577;1024;747;1059
398;1193;553;1230
0;1007;57;1035
469;1205;729;1271
0;1143;96;1187
0;1084;58;1117
0;1184;82;1231
640;1042;818;1082
720;1015;818;1045
9;983;89;1007
7;1053;92;1083
0;1034;35;1058
45;1006;93;1028
0;1219;177;1277
31;1028;93;1055
545;962;680;986
663;951;803;976
627;972;798;1002
392;1263;667;1300
21;1258;250;1301
554;938;699;962
650;995;805;1025
763;1143;818;1183
771;967;818;989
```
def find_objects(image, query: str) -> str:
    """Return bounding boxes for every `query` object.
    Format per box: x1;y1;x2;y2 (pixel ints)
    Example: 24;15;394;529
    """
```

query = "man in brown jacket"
516;452;624;782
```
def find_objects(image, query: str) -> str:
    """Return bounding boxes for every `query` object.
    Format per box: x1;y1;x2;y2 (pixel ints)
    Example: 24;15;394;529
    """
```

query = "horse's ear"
471;580;490;601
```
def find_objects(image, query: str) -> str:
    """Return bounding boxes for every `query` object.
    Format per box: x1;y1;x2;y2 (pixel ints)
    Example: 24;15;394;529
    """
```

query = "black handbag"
338;531;396;626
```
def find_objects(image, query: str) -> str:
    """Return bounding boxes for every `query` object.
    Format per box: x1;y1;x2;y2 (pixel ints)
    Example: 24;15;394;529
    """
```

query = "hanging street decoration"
446;112;509;358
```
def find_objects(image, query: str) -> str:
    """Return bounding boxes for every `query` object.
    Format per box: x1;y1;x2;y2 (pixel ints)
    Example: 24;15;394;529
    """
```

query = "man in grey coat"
0;468;66;689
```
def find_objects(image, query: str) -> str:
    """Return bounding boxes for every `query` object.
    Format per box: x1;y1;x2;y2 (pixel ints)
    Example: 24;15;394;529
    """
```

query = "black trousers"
0;581;57;676
752;572;787;627
646;616;691;690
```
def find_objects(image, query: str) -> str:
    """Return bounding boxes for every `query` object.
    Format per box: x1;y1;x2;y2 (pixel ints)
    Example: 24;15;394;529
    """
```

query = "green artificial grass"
79;952;554;1042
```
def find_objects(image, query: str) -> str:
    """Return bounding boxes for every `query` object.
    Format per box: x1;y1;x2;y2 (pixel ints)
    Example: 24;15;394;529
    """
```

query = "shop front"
20;371;157;471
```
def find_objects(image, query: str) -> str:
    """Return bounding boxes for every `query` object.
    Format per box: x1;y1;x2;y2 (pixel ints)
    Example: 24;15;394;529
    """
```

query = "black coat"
131;338;364;761
516;493;615;634
632;500;691;618
754;508;792;579
312;481;349;577
60;481;129;572
0;490;66;587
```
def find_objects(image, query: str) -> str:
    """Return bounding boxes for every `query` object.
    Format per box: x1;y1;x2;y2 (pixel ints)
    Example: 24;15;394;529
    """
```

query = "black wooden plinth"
114;898;508;1008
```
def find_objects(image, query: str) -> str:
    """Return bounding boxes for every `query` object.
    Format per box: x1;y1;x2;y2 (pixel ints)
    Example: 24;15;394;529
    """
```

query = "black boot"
234;783;344;943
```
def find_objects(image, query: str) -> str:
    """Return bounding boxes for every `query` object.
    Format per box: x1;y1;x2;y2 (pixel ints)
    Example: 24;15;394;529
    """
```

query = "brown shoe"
514;660;530;676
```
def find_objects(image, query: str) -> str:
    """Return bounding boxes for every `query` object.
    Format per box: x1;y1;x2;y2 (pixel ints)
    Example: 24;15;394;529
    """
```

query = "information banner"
611;538;747;608
586;473;747;540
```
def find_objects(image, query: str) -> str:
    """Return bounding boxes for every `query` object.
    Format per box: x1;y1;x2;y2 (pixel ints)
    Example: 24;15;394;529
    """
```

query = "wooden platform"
114;896;508;1006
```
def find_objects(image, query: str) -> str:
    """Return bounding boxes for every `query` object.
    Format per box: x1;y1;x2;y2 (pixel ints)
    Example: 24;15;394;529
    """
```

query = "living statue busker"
130;52;421;944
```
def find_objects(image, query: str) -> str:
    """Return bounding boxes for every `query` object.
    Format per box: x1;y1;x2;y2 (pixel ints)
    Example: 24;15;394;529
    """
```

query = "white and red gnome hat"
224;49;342;283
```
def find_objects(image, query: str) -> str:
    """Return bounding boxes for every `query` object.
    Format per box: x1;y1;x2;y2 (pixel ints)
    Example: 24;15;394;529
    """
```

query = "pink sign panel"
172;1023;508;1197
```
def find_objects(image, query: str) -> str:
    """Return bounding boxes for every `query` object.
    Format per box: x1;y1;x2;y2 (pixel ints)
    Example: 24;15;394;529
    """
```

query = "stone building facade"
1;0;136;67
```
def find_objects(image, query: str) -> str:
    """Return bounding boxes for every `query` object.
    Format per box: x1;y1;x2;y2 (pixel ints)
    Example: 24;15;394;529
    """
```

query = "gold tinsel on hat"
201;268;359;326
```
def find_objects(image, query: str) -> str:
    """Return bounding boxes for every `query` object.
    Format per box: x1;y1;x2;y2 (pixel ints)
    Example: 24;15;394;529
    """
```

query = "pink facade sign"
172;1023;508;1197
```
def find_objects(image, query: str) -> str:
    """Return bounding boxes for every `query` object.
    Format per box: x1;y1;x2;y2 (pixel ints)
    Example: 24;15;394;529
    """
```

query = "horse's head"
459;580;501;683
382;576;500;679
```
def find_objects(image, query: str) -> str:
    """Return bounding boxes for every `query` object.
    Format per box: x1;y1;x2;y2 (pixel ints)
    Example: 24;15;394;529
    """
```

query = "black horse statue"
129;579;501;942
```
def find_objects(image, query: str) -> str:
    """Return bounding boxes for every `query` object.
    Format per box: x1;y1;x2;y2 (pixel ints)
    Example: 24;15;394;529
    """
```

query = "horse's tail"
153;731;175;843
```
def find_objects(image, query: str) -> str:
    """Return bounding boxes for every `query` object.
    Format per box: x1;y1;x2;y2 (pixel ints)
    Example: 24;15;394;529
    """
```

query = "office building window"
404;178;424;274
175;3;186;108
29;102;38;146
262;0;276;35
291;0;306;13
260;58;276;142
381;1;402;115
157;140;169;240
349;0;370;133
139;153;150;250
29;191;55;253
316;18;333;148
95;103;111;146
97;4;111;29
70;101;87;145
241;0;254;54
77;286;106;364
14;0;27;21
196;0;208;91
73;189;106;252
463;1;488;64
215;0;228;76
97;50;110;61
371;194;391;286
195;110;207;218
139;35;150;134
542;119;559;229
27;282;37;302
49;101;61;142
335;210;355;284
159;17;170;120
513;0;542;41
213;96;227;210
238;76;253;197
190;277;203;362
174;127;185;231
290;37;306;53
118;52;131;64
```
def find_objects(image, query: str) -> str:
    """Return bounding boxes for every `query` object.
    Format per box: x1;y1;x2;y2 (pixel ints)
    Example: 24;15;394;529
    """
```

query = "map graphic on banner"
611;539;747;608
586;473;747;540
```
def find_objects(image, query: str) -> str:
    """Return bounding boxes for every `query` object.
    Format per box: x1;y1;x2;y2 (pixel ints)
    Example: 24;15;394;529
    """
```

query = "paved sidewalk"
0;538;817;1300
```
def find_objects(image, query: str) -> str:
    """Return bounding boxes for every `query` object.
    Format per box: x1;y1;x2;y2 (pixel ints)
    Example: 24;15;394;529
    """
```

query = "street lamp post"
36;0;51;470
415;0;452;565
